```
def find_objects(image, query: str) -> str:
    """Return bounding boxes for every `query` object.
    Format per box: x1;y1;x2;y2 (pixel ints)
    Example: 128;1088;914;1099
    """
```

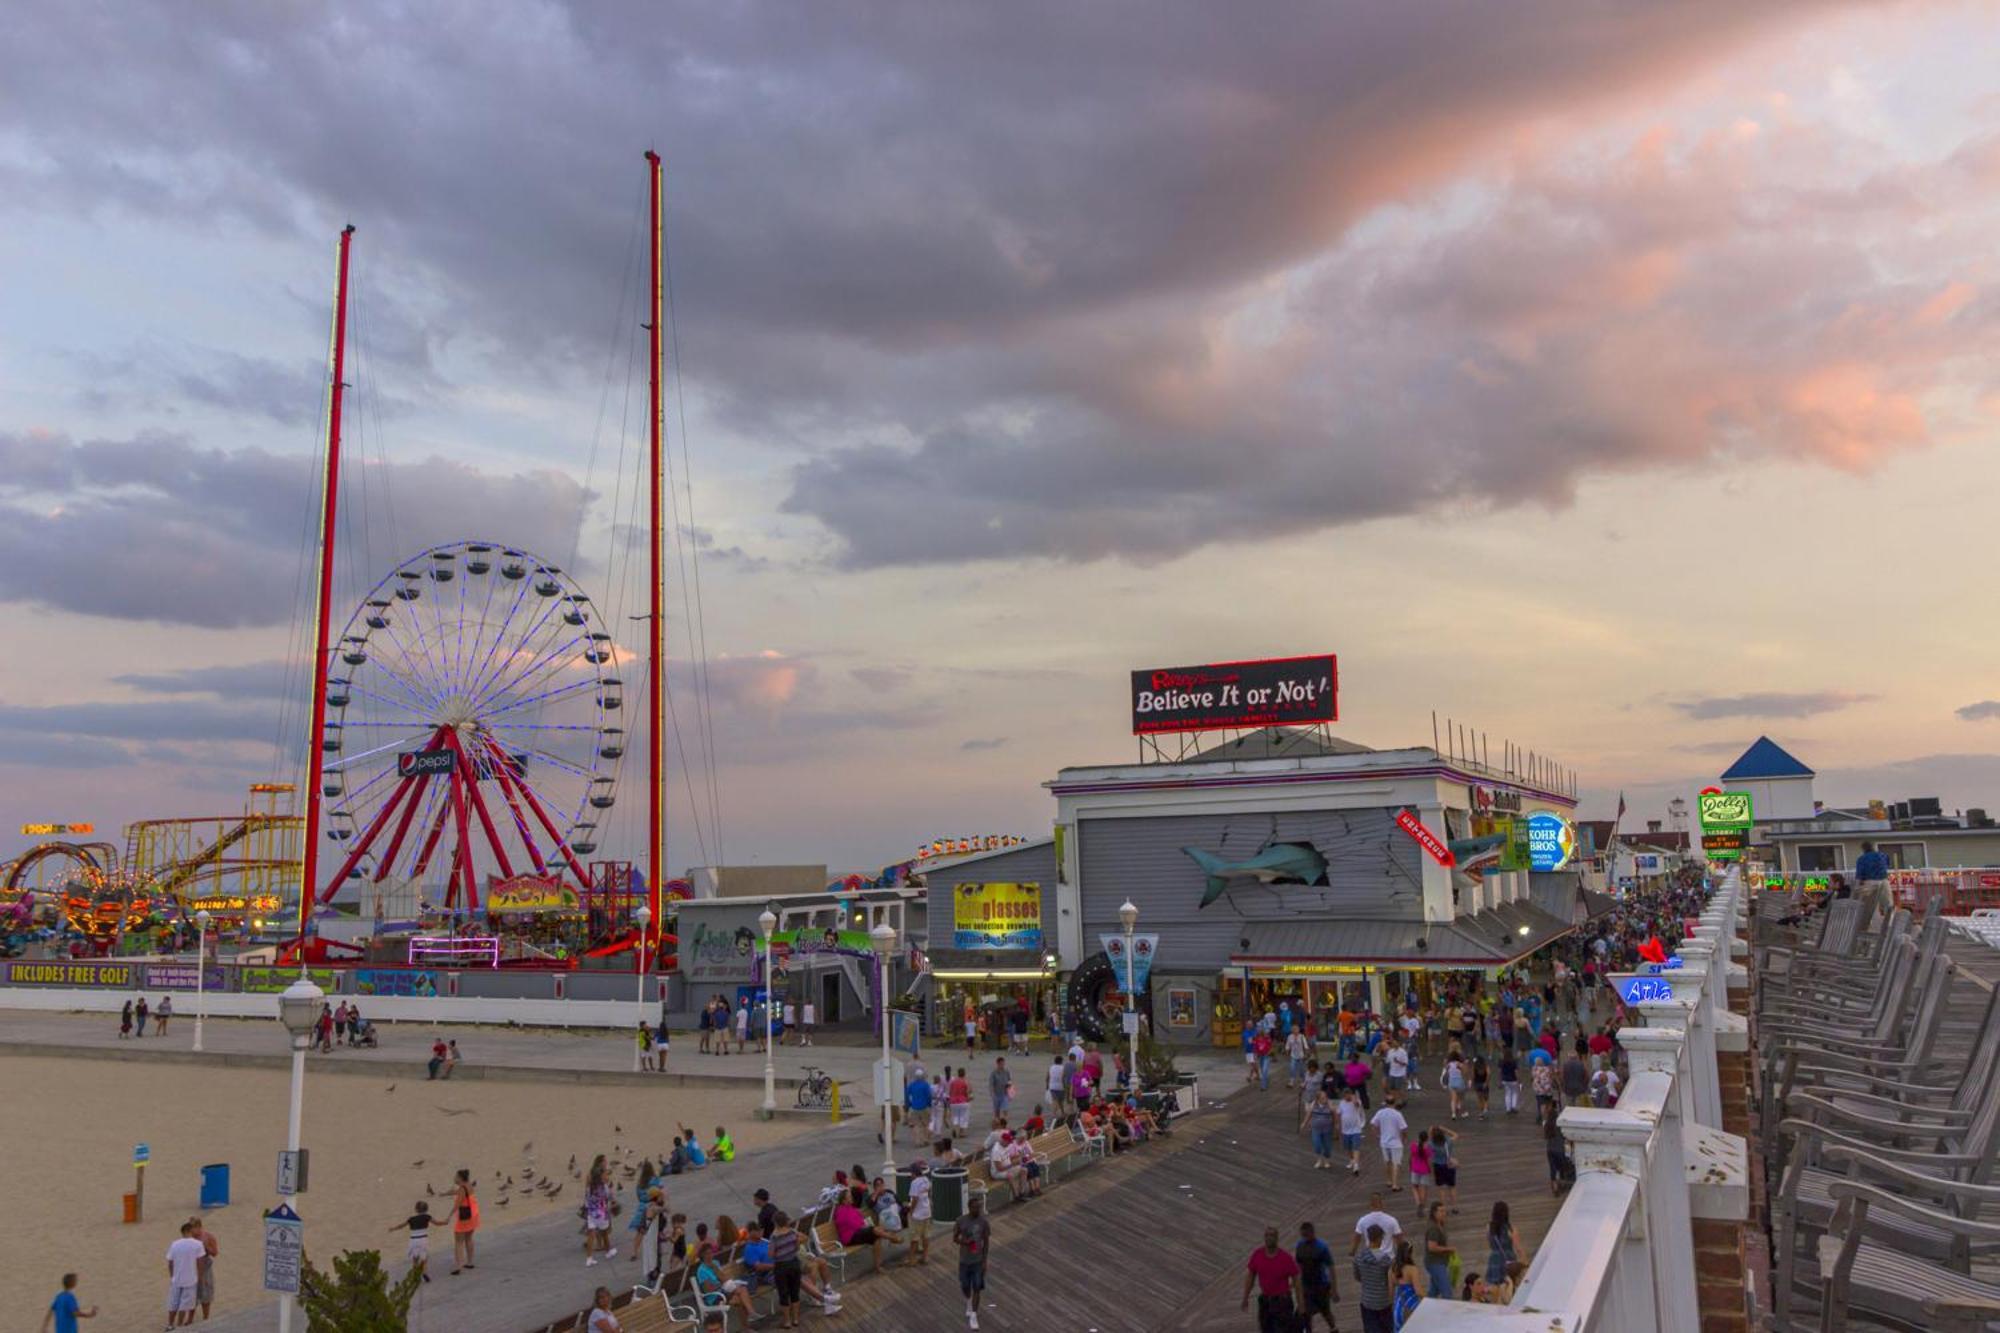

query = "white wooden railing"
1403;870;1747;1331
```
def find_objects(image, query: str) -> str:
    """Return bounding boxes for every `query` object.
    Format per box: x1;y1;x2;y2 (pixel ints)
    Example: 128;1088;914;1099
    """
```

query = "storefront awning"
1229;903;1578;970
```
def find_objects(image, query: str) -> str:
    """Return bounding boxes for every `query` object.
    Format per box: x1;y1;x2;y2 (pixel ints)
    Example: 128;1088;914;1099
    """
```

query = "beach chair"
1816;1170;2000;1332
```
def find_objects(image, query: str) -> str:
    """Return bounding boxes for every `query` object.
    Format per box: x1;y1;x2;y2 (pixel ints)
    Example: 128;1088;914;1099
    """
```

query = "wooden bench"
1032;1128;1081;1176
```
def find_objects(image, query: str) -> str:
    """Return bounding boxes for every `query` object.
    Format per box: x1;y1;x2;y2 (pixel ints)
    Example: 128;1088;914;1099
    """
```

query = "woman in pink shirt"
1343;1055;1373;1112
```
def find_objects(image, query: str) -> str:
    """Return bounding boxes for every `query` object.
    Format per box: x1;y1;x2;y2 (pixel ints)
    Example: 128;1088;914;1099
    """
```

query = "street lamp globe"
758;909;777;938
195;908;212;932
870;921;898;957
1119;900;1138;932
636;904;652;930
277;976;324;1041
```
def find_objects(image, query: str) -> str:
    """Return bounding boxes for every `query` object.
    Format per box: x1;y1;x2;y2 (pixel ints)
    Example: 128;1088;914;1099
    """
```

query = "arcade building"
1044;726;1601;1046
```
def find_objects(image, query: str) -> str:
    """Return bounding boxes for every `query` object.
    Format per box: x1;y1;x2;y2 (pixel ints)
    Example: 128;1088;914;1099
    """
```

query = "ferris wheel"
314;541;625;911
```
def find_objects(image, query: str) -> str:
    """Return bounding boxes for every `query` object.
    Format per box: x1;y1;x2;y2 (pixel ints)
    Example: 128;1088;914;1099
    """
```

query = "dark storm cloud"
1956;700;2000;721
5;0;1933;568
0;431;592;627
1672;692;1874;720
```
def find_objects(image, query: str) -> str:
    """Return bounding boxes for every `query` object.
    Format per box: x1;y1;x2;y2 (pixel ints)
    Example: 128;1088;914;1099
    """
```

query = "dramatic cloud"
1956;700;2000;721
5;2;1939;571
0;431;592;627
1672;691;1875;720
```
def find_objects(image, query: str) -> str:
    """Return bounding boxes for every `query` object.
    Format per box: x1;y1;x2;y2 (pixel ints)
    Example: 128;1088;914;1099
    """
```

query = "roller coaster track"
139;815;296;898
1;840;117;893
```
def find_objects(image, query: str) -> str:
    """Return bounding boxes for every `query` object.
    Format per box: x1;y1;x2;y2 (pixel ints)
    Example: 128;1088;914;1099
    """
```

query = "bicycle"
796;1065;834;1109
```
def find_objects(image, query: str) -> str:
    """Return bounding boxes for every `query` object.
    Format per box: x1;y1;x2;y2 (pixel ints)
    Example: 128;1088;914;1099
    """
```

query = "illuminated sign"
187;895;283;914
1619;977;1673;1004
20;823;94;836
1701;829;1750;860
1525;812;1575;872
484;875;580;913
1697;791;1754;829
1245;963;1368;976
917;835;1029;861
1130;654;1338;735
1472;786;1523;815
1394;810;1456;867
240;967;338;993
407;937;499;968
951;882;1043;951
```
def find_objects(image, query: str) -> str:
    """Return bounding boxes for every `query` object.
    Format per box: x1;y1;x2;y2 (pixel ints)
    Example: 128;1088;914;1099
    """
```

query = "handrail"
1404;869;1744;1332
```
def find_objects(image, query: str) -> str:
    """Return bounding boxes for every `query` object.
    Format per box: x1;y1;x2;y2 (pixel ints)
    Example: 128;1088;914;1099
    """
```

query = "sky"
3;1;1999;875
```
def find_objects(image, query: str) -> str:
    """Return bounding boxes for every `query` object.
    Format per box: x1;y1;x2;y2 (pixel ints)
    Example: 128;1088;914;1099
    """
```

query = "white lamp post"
192;909;212;1053
1119;900;1141;1101
759;909;778;1118
870;921;898;1181
632;905;652;1072
275;975;324;1333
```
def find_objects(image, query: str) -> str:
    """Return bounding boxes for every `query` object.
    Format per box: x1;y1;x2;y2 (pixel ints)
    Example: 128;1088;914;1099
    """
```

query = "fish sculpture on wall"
1182;841;1330;907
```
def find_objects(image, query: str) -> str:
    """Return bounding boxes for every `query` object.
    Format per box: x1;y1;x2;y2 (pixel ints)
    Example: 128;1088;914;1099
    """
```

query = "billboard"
145;963;228;991
5;960;138;987
1130;655;1337;735
353;968;441;997
951;882;1043;951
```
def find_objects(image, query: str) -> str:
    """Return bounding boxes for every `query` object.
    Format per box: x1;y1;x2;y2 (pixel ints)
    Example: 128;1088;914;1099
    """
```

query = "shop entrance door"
821;972;841;1024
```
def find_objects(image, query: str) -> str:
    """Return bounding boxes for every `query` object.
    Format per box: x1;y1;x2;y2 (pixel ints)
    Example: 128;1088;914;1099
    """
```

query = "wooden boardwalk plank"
829;1055;1571;1331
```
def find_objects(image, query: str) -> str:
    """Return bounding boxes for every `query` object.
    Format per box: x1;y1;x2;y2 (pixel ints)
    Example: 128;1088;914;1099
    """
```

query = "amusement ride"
4;154;698;973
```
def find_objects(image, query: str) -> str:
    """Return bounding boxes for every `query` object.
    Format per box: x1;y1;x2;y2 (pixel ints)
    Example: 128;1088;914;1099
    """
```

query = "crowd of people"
692;994;819;1057
1241;868;1715;1330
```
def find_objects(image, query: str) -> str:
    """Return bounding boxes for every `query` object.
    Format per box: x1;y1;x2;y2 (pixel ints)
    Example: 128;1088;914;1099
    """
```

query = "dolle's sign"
1130;655;1337;735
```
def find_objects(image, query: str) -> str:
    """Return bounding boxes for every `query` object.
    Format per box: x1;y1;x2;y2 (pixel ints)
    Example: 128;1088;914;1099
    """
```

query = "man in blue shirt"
904;1068;934;1144
740;1222;774;1295
1854;843;1891;923
42;1272;96;1333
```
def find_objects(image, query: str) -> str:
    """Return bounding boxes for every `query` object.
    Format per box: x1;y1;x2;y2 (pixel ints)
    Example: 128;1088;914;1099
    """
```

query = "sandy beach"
1;1053;806;1330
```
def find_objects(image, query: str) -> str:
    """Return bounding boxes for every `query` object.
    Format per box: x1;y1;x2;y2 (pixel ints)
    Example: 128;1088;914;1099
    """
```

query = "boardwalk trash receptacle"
200;1163;230;1209
122;1192;139;1224
894;1166;915;1206
930;1167;966;1224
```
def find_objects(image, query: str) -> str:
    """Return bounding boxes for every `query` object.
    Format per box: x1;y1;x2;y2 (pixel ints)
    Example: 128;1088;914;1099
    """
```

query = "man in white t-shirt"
1370;1096;1410;1192
1385;1041;1410;1092
1350;1193;1404;1256
166;1222;207;1326
801;1001;816;1047
1337;1089;1369;1175
1047;1055;1068;1113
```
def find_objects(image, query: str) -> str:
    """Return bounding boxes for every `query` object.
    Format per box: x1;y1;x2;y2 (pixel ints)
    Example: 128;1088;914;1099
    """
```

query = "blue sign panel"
1525;812;1575;872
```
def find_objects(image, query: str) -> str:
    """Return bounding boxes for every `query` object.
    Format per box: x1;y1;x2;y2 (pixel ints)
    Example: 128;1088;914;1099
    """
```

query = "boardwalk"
834;1050;1572;1332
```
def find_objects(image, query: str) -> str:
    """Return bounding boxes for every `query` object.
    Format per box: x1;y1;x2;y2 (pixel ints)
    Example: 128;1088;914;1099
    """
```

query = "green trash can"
894;1166;916;1207
930;1166;967;1224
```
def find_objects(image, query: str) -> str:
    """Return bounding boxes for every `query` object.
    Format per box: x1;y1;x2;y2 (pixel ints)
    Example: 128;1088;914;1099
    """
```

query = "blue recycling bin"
199;1163;230;1209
